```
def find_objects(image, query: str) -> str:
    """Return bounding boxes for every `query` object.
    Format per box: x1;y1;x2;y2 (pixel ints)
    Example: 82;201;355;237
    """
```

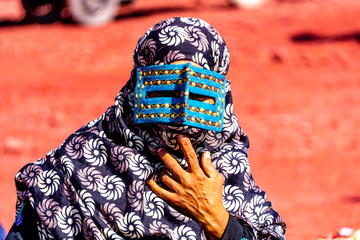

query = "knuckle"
166;161;179;171
197;174;206;181
217;173;225;183
157;191;166;200
172;199;182;208
180;174;191;185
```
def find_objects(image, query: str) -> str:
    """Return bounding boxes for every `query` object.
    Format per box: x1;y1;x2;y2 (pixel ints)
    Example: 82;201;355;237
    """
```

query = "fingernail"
177;134;187;139
157;148;166;156
204;151;211;158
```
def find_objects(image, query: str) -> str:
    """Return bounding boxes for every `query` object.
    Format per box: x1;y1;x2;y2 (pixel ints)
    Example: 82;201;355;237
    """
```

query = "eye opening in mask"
146;90;180;98
189;93;215;105
146;90;215;105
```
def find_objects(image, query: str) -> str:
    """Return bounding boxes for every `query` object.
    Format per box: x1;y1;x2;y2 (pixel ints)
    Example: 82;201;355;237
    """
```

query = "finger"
160;169;181;192
157;148;185;180
177;134;202;174
147;179;176;202
201;151;218;178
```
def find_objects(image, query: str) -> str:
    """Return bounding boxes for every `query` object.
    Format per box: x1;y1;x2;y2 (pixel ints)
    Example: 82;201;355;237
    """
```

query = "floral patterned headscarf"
133;17;230;75
14;17;286;239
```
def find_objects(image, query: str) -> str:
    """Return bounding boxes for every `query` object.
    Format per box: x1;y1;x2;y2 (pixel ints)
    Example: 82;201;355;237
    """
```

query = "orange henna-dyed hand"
148;134;229;240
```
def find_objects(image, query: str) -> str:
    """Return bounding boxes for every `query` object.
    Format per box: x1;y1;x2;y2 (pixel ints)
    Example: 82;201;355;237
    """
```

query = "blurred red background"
0;0;360;239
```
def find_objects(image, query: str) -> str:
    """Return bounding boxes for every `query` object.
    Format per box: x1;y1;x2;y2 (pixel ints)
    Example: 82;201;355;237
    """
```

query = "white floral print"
144;191;165;219
118;212;145;238
243;168;260;192
98;175;125;201
245;194;274;227
129;154;154;180
173;225;197;240
192;52;210;70
124;129;144;151
83;218;104;240
110;146;133;172
87;115;102;128
34;157;46;165
180;17;205;27
138;130;159;154
57;206;82;237
100;203;123;231
206;24;224;44
205;131;230;148
45;148;56;158
159;26;186;46
211;41;221;71
37;198;60;229
78;166;103;191
84;138;108;166
157;17;176;29
156;130;180;150
223;185;244;213
223;103;239;133
115;91;124;116
185;26;209;52
21;164;42;187
102;228;124;240
37;223;54;240
38;169;60;196
61;155;74;178
149;220;172;238
219;46;230;74
138;38;157;66
65;135;86;159
220;151;248;175
164;50;186;64
78;190;96;217
127;180;144;211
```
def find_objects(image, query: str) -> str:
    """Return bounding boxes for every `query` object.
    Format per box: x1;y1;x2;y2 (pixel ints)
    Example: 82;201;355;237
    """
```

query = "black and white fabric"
13;17;286;239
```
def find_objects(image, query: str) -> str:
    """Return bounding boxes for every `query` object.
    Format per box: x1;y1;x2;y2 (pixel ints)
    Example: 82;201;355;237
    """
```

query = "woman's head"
121;17;240;153
133;17;230;75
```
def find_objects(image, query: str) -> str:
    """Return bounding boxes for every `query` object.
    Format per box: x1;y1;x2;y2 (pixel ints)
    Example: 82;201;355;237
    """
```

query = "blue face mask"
134;63;227;132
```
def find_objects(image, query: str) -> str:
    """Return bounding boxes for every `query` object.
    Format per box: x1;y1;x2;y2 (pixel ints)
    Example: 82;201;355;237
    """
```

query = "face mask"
134;63;226;132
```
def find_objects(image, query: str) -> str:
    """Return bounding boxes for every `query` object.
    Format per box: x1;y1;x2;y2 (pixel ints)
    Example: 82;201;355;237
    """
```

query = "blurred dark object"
21;0;271;26
22;0;134;26
292;31;360;43
22;0;64;24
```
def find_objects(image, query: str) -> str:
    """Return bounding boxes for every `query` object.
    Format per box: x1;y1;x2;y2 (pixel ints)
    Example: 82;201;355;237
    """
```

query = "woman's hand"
147;134;229;240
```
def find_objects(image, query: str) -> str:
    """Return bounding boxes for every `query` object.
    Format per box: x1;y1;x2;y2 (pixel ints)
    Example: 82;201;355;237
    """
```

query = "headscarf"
133;17;230;74
14;17;286;239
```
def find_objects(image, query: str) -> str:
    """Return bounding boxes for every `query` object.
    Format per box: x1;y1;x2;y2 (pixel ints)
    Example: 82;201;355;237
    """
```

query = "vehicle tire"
22;0;63;23
67;0;120;26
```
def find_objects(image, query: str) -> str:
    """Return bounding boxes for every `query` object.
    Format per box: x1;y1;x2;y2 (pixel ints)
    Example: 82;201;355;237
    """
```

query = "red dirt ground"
0;0;360;239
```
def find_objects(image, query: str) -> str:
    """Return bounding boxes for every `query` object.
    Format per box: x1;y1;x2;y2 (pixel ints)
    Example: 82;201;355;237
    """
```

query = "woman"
7;17;286;239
